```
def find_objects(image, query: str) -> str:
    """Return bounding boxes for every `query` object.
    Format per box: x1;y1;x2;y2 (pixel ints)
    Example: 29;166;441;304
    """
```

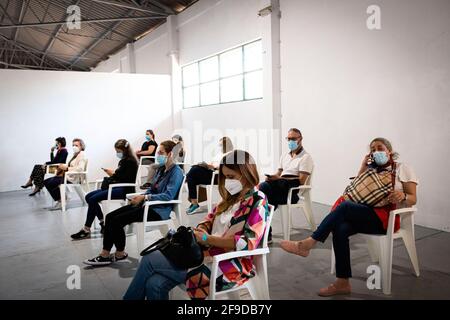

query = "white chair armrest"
287;185;312;205
65;171;88;176
209;247;270;298
126;191;146;200
212;248;269;263
387;207;417;235
144;199;182;207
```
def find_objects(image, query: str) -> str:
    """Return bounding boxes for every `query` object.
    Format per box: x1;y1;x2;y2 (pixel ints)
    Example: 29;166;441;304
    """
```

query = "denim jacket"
144;164;184;220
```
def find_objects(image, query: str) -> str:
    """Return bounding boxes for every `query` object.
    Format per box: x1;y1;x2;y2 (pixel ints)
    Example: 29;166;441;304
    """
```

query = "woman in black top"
21;137;68;196
136;129;158;165
71;139;138;240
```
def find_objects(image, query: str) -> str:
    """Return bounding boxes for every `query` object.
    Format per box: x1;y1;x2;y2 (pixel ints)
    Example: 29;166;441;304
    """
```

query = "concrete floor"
1;188;449;300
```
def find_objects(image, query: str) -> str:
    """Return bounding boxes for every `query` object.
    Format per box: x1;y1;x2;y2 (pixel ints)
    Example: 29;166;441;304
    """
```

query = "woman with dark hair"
83;140;184;266
71;139;138;240
43;138;87;210
280;137;418;297
185;136;234;214
21;137;68;196
136;129;158;165
123;150;269;300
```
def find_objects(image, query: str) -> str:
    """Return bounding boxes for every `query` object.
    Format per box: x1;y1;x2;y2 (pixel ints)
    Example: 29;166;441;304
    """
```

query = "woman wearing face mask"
136;129;158;165
185;136;234;215
21;137;69;196
83;140;184;266
70;139;138;240
280;137;418;297
123;150;269;300
43;138;87;210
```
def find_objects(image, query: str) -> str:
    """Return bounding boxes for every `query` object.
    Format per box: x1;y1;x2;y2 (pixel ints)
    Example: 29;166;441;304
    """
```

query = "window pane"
220;75;243;103
220;47;243;78
182;63;199;87
183;86;199;108
199;56;219;83
244;40;262;72
245;70;263;99
200;81;219;105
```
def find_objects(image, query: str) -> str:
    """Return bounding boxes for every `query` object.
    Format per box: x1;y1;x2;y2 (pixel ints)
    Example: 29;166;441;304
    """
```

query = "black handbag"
100;177;112;190
140;226;204;269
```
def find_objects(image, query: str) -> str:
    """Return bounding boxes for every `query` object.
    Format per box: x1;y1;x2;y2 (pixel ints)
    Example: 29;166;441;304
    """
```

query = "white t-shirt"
279;149;314;177
211;202;240;236
393;163;419;209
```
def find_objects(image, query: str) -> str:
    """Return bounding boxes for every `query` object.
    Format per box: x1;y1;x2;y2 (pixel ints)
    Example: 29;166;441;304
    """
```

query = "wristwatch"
403;193;408;202
201;233;208;243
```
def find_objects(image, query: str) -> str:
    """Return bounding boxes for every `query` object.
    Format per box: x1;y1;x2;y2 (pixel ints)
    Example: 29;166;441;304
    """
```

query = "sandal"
318;283;351;297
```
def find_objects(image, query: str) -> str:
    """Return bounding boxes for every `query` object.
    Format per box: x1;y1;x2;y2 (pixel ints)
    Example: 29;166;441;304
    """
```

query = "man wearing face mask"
43;138;88;210
258;128;314;243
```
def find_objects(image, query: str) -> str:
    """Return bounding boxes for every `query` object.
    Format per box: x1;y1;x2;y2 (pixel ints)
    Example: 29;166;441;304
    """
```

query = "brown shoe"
280;240;310;257
318;283;351;297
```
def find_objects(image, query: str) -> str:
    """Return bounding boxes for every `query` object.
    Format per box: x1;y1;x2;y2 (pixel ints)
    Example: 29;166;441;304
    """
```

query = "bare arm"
138;145;156;156
388;181;417;206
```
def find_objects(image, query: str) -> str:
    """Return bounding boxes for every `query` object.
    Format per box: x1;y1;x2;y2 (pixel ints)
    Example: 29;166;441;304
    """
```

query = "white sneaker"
49;201;62;211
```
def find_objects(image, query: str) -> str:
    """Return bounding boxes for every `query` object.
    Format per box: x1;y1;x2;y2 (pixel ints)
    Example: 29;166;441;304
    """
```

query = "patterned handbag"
343;162;396;207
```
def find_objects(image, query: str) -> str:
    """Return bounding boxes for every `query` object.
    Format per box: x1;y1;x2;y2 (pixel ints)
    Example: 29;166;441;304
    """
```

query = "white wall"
0;69;172;192
280;0;450;230
92;0;450;231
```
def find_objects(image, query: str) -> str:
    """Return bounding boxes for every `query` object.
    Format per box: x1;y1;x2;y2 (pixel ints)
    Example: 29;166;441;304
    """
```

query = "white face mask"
73;146;80;154
224;178;243;196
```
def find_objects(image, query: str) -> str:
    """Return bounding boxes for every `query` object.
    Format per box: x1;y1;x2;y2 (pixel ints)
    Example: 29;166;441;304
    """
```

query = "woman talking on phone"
280;137;418;297
70;139;138;240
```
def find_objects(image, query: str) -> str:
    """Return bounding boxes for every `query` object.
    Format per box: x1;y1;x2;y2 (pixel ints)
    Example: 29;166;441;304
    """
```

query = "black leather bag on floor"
140;226;204;269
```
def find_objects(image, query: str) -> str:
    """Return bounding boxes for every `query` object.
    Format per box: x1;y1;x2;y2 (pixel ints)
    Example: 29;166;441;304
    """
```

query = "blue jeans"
123;250;187;300
84;188;126;228
312;200;385;278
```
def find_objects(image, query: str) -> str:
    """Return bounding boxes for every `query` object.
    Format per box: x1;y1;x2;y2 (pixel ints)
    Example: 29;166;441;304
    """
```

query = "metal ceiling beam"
0;15;165;29
0;0;11;25
69;17;129;68
92;0;167;16
40;0;82;66
0;34;75;70
145;0;176;14
12;0;29;41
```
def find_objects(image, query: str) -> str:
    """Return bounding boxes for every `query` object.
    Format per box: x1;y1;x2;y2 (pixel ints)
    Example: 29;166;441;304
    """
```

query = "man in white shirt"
259;128;314;242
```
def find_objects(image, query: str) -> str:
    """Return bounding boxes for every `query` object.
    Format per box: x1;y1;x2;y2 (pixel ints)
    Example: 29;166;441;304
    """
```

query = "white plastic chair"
170;204;274;300
134;175;186;253
330;207;420;295
60;159;89;212
136;156;156;190
278;171;316;240
208;204;274;300
198;170;218;214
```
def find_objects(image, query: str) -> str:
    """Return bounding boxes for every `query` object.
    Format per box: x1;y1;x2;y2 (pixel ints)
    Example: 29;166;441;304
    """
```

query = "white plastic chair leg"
246;255;270;299
136;223;145;254
366;238;380;263
302;193;317;231
400;216;420;277
226;291;241;300
331;243;336;274
378;238;393;295
279;205;291;240
74;186;86;205
60;185;66;212
207;185;213;214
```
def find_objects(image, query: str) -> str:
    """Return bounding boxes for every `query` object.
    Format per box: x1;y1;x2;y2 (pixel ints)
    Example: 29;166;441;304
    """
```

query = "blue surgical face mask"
145;135;151;141
116;152;123;159
156;154;167;165
372;151;389;166
288;140;299;151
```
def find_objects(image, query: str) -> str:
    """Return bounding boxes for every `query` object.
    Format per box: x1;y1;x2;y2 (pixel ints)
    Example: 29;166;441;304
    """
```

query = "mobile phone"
366;154;374;165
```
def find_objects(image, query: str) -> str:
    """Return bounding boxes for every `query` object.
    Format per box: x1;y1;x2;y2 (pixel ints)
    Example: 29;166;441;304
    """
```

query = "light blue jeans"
123;250;187;300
